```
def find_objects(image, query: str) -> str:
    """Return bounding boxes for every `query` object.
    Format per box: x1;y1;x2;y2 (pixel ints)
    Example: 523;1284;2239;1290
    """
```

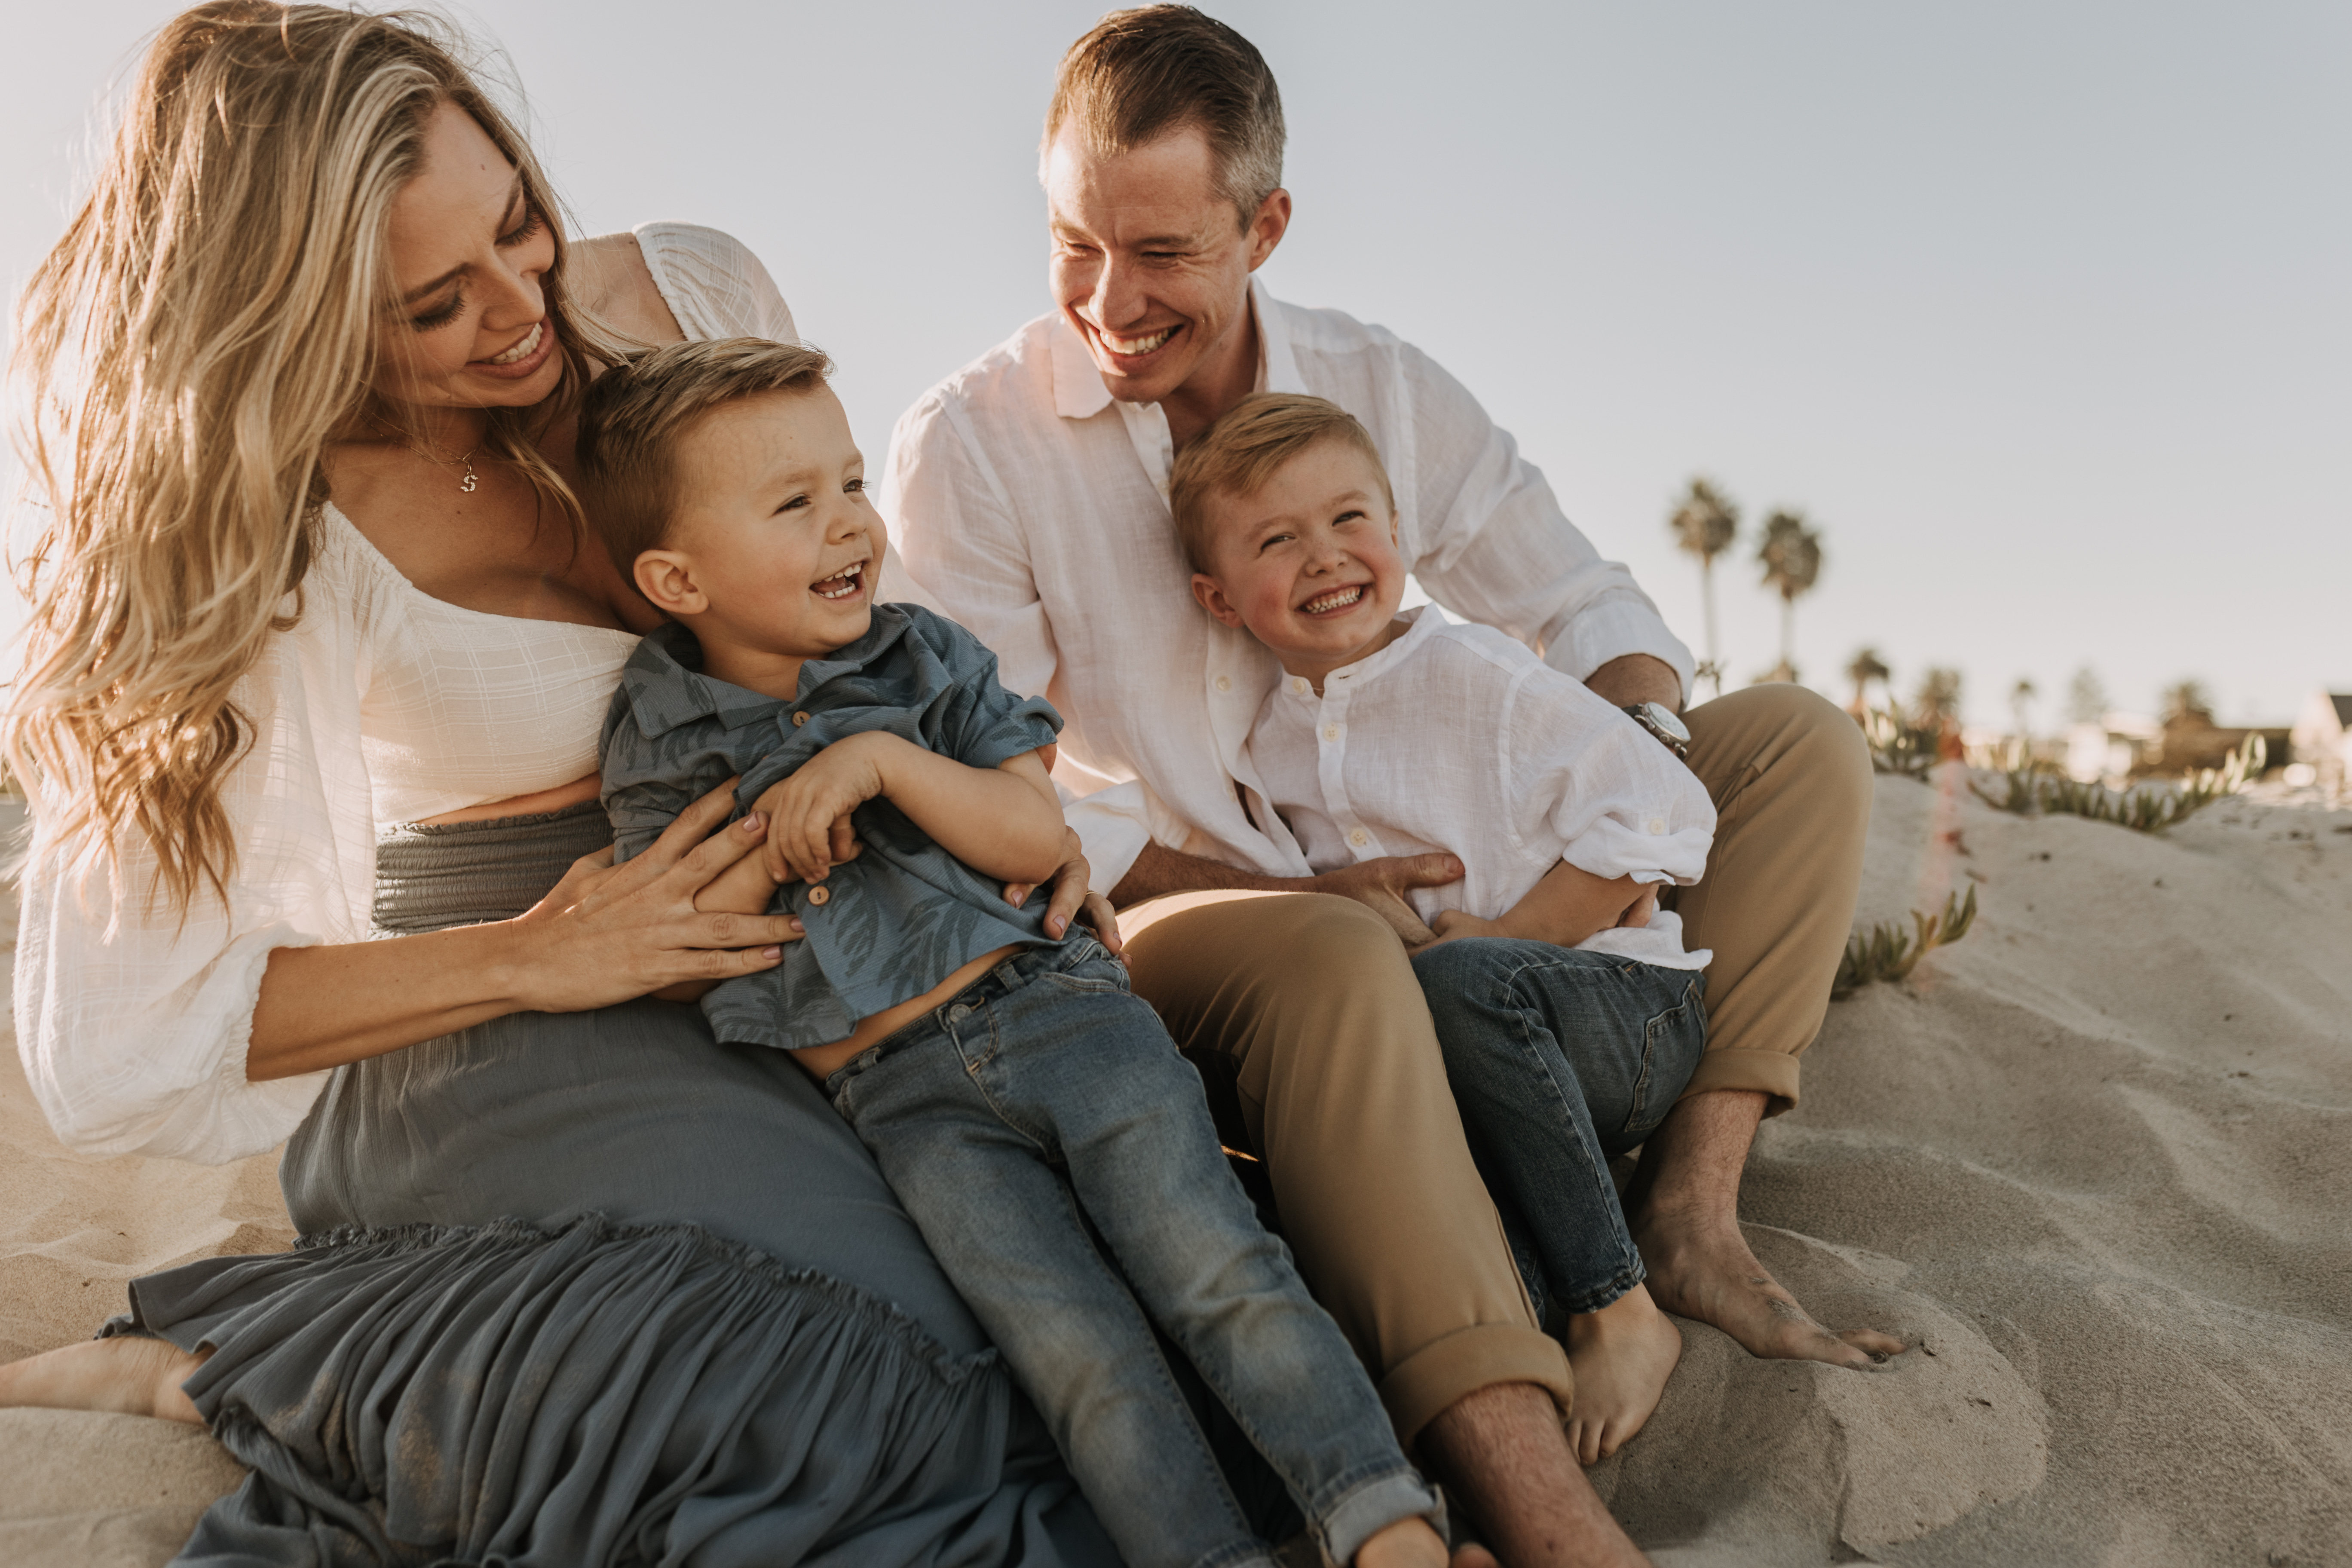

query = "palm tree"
1914;667;1966;762
2162;680;2214;725
1914;667;1963;727
1669;478;1739;699
1755;509;1823;683
2009;677;2037;738
1845;646;1891;717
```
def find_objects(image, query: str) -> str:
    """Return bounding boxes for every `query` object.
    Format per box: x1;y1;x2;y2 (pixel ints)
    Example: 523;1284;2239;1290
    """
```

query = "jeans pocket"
1040;940;1126;994
1625;979;1707;1138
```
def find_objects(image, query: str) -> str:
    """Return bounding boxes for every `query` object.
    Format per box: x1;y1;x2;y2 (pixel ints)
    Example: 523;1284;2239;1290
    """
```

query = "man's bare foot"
1635;1207;1908;1368
1420;1381;1651;1567
0;1337;208;1425
1564;1283;1683;1466
1627;1090;1909;1371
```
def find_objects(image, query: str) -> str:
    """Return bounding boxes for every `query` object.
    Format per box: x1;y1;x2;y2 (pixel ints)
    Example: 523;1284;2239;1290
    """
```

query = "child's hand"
1419;909;1505;950
1617;883;1659;928
751;734;894;883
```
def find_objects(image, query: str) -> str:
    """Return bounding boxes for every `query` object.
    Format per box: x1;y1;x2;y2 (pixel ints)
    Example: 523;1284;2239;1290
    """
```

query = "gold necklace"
377;419;482;493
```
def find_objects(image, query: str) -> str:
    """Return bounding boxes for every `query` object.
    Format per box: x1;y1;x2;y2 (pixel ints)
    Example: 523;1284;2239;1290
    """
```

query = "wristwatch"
1623;701;1691;760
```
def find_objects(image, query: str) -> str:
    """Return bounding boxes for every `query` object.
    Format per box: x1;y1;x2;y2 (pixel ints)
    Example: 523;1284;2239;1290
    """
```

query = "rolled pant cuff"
1678;1047;1803;1116
1378;1322;1574;1455
1316;1468;1445;1568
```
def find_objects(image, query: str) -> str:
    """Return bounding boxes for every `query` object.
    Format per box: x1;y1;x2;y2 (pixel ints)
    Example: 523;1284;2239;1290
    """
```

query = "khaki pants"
1118;682;1870;1443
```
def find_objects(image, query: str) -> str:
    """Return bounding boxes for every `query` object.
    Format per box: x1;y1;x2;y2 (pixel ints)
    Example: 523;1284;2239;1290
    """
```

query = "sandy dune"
3;772;2349;1565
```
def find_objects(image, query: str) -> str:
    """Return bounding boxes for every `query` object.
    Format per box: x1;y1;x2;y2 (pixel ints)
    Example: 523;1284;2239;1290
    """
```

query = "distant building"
2289;691;2352;789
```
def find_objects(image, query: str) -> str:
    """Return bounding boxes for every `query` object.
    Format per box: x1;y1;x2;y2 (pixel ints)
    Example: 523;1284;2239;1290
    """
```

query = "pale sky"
7;0;2346;727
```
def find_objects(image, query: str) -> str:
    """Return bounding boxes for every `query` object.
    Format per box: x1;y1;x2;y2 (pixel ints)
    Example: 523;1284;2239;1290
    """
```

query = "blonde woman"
0;5;1120;1562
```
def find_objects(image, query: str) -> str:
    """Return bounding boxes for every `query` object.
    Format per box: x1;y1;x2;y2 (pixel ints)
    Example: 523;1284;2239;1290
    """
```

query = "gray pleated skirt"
109;804;1117;1567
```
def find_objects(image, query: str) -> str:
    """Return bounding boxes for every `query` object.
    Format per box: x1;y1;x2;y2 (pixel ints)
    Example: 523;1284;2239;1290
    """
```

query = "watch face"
1641;701;1691;744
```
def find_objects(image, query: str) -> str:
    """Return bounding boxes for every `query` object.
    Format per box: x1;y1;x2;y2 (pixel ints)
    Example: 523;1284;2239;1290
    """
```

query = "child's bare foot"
1353;1514;1450;1568
0;1336;208;1425
1564;1283;1683;1466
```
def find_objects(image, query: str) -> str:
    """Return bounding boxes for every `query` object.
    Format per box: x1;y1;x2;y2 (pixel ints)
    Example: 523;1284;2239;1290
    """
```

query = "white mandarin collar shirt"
885;276;1697;896
1246;607;1714;970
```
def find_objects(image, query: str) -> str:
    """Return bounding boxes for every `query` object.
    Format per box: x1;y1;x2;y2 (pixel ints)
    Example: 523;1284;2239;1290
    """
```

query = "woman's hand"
505;779;807;1012
1005;829;1123;957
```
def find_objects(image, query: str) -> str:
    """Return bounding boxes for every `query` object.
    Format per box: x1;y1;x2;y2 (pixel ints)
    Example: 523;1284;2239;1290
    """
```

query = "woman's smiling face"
376;100;562;416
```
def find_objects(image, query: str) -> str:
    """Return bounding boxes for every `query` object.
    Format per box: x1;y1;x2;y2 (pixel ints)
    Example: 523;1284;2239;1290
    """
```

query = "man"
884;8;1903;1561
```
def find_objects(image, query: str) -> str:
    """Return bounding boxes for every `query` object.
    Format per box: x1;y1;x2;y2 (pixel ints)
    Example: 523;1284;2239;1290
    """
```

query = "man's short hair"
1043;6;1286;225
1171;393;1394;573
576;337;833;566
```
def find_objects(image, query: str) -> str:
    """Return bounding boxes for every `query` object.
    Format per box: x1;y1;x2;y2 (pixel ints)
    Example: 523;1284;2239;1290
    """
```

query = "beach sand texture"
3;772;2348;1565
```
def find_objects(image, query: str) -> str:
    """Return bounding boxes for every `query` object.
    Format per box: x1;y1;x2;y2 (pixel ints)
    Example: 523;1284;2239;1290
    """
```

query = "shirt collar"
620;608;914;738
1050;275;1303;423
1274;605;1439;700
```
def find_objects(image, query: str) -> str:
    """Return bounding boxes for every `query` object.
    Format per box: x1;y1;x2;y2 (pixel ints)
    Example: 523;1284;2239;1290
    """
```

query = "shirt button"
1324;724;1341;741
792;711;809;727
1647;818;1667;835
807;885;830;906
1290;677;1309;694
1215;675;1233;692
1349;828;1369;848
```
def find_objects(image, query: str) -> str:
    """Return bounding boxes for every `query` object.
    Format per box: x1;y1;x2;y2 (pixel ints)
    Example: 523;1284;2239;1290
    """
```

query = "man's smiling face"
1044;122;1288;411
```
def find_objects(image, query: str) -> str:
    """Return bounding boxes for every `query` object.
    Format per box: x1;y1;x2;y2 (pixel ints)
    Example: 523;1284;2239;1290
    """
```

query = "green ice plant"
1972;736;2263;833
1831;886;1978;1001
1861;707;1942;779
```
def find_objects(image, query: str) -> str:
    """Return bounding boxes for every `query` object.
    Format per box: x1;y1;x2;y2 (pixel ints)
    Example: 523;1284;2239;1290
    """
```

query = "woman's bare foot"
0;1337;208;1425
1564;1283;1683;1465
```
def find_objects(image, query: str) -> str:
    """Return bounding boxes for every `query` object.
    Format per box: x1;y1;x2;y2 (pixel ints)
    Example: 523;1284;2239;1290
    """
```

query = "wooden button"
807;886;830;906
792;711;809;726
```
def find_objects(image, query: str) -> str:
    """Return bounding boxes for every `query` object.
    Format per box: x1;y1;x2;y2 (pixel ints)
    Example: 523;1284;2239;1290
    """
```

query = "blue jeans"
1411;940;1708;1322
825;938;1436;1568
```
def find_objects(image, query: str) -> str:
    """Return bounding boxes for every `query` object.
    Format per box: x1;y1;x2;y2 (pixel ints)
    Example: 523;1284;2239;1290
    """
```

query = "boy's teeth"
1104;326;1174;355
813;561;865;599
1304;585;1365;614
487;322;542;364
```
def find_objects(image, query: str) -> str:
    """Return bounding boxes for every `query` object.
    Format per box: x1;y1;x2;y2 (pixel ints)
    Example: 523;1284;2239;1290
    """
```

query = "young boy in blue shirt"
578;338;1448;1568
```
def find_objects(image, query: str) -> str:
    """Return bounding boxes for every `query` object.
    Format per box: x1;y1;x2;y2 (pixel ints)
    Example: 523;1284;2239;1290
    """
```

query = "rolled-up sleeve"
1400;346;1698;705
1502;670;1715;886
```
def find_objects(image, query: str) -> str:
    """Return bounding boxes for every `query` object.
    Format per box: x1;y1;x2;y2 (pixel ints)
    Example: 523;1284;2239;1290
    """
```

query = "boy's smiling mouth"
812;560;867;600
1298;583;1367;616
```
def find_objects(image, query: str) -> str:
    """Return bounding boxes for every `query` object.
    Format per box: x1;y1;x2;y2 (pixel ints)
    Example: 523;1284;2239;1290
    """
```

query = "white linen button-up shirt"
1246;608;1714;970
882;277;1697;895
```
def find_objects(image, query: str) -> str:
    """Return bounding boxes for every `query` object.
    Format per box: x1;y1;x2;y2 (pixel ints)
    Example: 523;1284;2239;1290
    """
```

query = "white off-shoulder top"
14;223;796;1164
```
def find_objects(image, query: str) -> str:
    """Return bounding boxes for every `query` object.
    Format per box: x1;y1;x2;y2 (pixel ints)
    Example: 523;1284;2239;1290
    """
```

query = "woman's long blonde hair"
6;2;609;915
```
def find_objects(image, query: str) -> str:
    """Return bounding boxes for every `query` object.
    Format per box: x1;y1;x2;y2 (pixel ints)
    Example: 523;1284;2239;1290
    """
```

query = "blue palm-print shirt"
600;605;1067;1052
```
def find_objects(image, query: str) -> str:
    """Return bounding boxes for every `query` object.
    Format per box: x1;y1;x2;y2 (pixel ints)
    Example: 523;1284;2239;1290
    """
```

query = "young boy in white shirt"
1174;393;1718;1468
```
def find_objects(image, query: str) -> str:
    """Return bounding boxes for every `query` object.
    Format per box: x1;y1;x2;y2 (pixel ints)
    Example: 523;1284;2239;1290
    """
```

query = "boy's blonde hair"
576;337;833;567
1170;393;1394;573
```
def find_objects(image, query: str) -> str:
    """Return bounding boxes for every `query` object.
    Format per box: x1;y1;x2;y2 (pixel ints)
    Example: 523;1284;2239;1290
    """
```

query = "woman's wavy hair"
5;1;613;916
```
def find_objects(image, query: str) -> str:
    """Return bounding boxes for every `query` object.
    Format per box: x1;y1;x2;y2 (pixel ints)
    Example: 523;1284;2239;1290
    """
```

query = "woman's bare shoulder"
570;232;685;348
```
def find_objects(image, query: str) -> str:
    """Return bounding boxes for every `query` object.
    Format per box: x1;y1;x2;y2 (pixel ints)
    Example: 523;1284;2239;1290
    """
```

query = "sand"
3;773;2349;1565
